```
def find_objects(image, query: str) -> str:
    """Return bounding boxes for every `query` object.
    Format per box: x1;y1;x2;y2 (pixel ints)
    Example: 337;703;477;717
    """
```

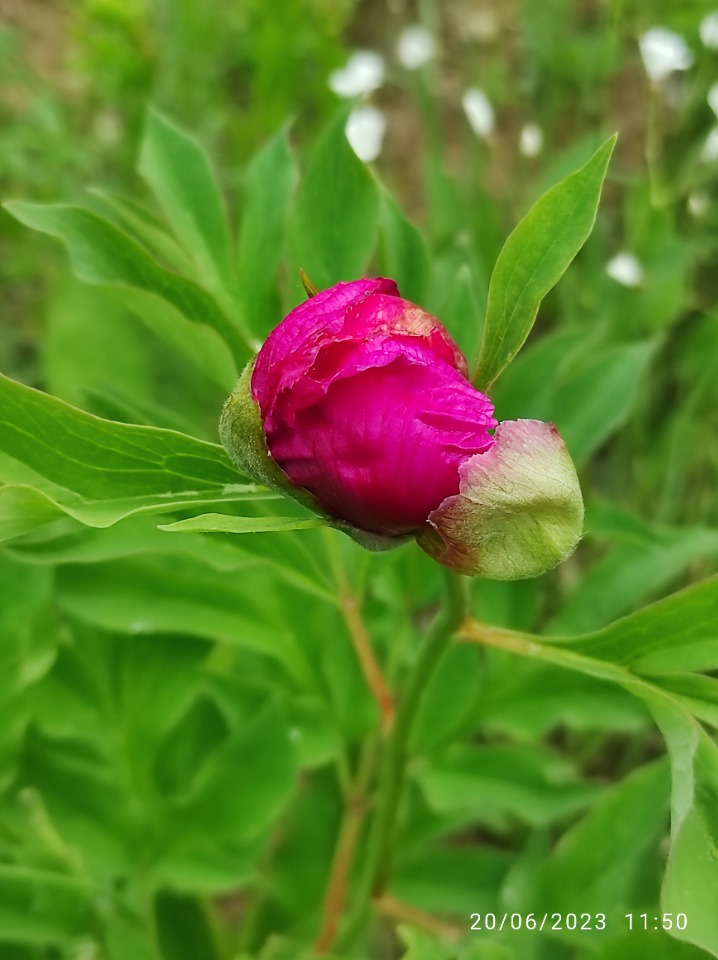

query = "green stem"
336;569;468;949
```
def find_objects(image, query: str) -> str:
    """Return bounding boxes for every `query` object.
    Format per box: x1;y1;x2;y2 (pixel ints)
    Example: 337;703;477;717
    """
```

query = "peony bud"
220;278;583;578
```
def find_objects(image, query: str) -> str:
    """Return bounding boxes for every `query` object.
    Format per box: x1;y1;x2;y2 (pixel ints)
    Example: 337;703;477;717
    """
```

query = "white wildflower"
519;122;543;157
606;252;644;287
639;27;694;83
345;105;386;163
329;51;385;98
701;126;718;163
462;88;495;139
397;25;435;70
699;11;718;49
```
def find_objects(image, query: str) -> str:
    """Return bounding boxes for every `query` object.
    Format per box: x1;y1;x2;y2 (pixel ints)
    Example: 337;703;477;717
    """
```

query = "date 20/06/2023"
469;913;689;933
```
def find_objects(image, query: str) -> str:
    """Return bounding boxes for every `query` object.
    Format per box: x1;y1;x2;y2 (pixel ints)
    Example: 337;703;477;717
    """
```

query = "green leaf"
0;866;94;946
88;187;198;276
478;661;649;741
174;697;295;840
110;286;237;391
392;846;510;918
157;697;297;890
0;555;54;789
380;191;431;306
415;743;599;829
286;107;380;292
0;374;270;536
158;513;326;534
237;126;297;340
3;201;248;365
412;644;482;752
569;575;718;675
549;340;656;466
475;135;616;390
437;263;483;364
139;108;234;292
549;527;718;635
535;759;670;919
648;699;718;959
459;579;718;958
463;577;718;687
56;556;316;684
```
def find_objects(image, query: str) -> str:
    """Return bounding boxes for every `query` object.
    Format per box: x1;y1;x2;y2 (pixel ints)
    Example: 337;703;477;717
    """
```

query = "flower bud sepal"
416;419;584;579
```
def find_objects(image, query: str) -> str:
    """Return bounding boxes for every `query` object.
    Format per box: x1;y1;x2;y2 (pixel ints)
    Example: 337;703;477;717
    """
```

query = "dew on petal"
345;106;386;163
397;25;435;70
519;122;543;157
462;88;495;138
329;51;385;98
639;27;694;83
606;252;643;287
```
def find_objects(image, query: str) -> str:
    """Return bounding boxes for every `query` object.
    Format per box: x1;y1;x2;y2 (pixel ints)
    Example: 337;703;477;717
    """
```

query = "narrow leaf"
237;126;297;338
286;107;380;292
380;191;431;306
139;108;234;290
0;375;271;534
475;135;616;390
158;513;326;534
0;866;94;946
4;202;248;365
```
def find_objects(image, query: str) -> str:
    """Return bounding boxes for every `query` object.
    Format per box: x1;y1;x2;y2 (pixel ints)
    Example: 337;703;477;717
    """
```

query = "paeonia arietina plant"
3;108;718;960
220;276;584;580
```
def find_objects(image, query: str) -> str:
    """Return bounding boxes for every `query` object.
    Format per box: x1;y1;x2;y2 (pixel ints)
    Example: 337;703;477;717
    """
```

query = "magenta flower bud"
220;278;584;578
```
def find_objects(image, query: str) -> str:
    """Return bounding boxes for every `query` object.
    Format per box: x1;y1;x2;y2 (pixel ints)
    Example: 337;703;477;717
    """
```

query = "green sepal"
416;419;584;579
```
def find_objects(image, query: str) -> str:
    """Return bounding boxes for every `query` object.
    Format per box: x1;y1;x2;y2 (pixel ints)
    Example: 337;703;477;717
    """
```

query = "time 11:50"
625;914;688;931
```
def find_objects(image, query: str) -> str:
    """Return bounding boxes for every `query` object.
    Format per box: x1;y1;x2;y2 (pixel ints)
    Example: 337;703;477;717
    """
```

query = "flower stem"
337;569;468;949
340;592;395;732
373;894;463;941
324;530;395;731
313;740;378;954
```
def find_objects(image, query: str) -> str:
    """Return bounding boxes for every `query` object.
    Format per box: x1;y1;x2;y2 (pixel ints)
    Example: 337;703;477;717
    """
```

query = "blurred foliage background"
1;0;718;958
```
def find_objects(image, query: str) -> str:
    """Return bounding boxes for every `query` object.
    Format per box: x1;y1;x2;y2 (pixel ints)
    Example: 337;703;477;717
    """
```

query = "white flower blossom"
606;252;644;287
700;11;718;49
519;122;543;157
639;27;694;83
397;25;435;70
345;105;386;163
701;126;718;163
329;51;385;98
462;88;495;139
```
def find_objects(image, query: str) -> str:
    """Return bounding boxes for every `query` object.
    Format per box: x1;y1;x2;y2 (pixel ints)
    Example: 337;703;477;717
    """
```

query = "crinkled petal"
269;337;453;432
252;278;397;416
417;420;584;579
252;279;467;420
268;356;496;535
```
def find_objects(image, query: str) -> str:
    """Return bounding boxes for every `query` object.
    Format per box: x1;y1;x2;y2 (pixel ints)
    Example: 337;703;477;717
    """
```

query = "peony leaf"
286;107;380;292
475;135;616;391
4;201;249;366
0;374;272;540
139;108;235;292
158;513;326;534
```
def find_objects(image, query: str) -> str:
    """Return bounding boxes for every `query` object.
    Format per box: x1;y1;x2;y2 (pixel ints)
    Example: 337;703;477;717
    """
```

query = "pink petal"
252;280;467;422
268;356;496;535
